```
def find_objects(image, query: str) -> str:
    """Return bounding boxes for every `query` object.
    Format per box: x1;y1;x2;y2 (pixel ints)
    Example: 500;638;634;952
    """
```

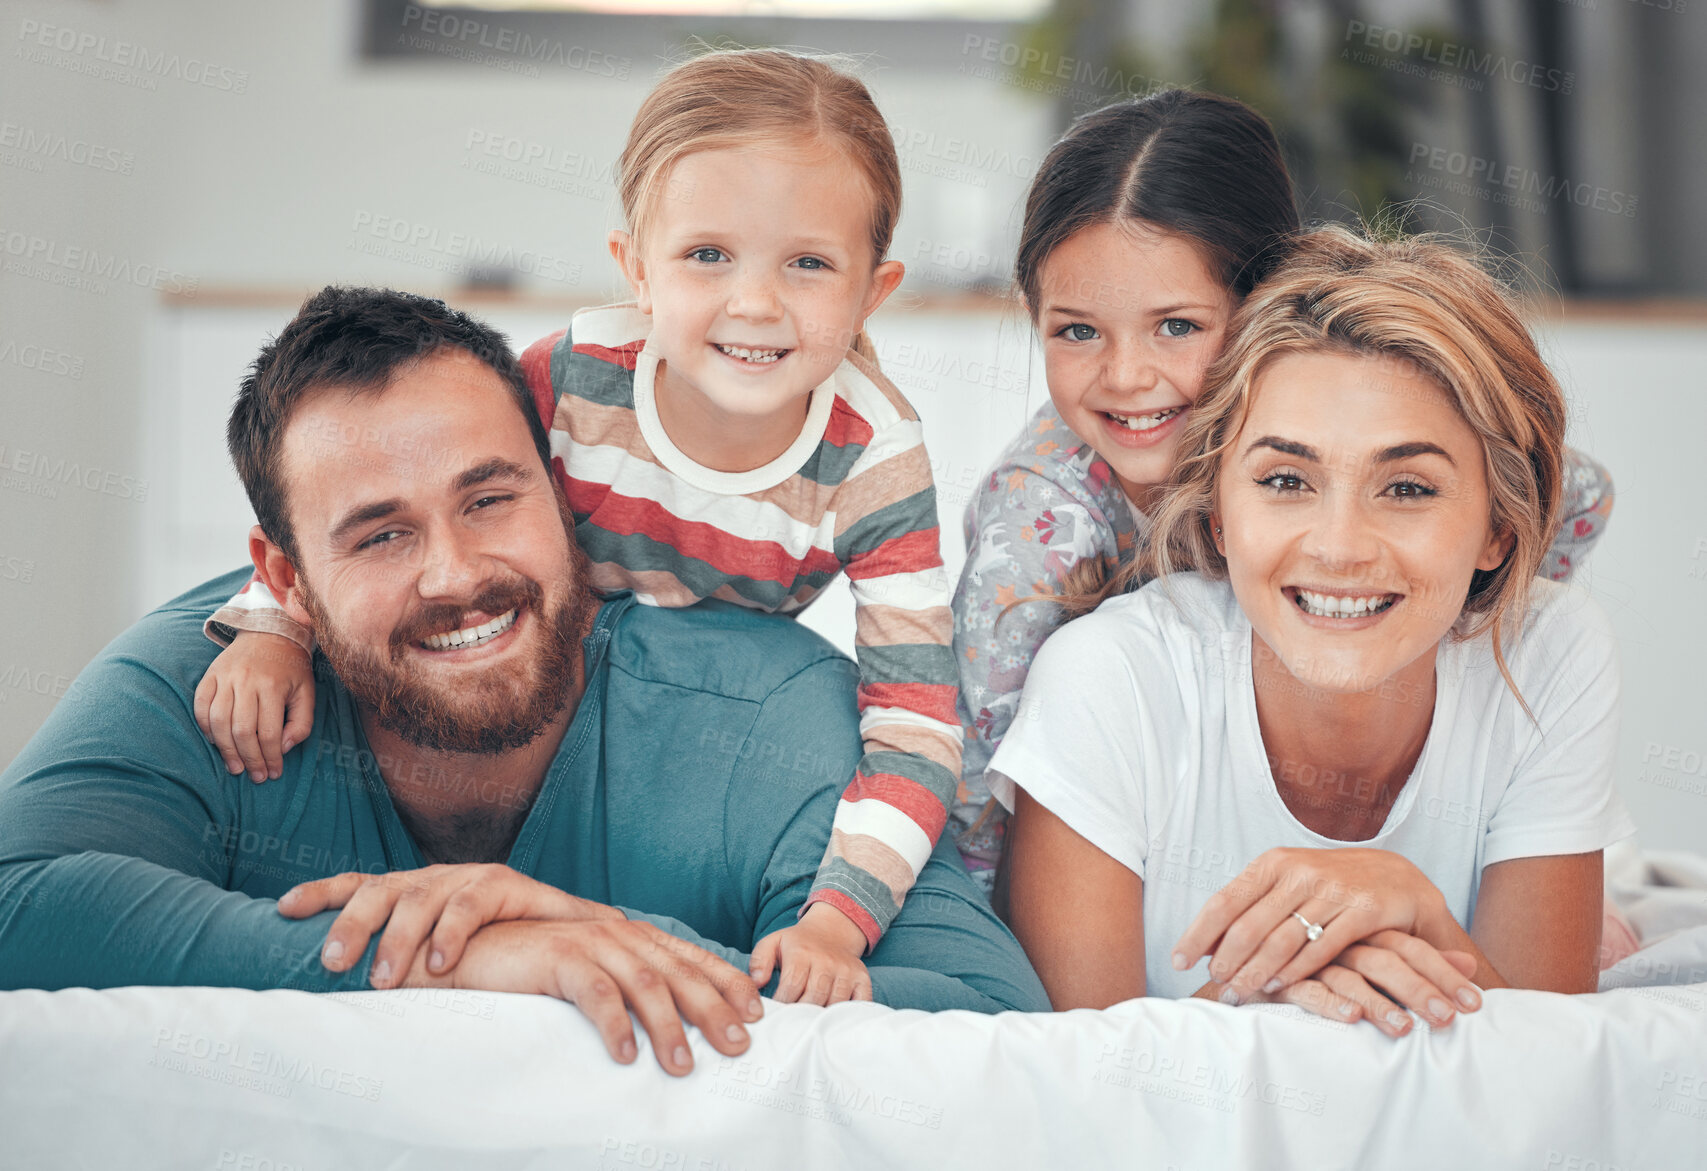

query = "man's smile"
417;606;520;652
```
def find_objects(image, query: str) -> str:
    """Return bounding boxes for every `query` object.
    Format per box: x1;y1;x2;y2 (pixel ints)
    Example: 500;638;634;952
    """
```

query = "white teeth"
1107;406;1182;431
420;608;517;651
716;344;787;364
1294;591;1398;619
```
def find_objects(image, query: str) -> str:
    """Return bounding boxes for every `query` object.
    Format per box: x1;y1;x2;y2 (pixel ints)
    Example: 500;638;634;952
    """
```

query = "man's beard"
301;571;590;755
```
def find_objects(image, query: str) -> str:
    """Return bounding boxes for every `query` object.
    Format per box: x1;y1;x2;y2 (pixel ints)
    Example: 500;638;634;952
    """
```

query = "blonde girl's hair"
616;48;901;364
1085;223;1568;702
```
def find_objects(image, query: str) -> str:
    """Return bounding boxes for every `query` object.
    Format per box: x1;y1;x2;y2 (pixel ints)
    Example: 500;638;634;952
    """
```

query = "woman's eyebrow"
1375;441;1455;465
1244;436;1318;461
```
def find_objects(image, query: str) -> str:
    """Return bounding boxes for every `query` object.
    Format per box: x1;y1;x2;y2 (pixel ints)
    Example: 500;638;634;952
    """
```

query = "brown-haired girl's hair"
1103;223;1568;702
1016;89;1301;315
1018;89;1302;606
617;48;901;363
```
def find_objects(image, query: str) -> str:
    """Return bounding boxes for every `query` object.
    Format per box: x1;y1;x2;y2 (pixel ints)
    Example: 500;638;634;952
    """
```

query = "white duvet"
2;855;1705;1170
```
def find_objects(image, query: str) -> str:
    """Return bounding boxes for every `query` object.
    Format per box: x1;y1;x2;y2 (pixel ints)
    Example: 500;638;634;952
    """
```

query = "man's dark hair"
228;286;552;561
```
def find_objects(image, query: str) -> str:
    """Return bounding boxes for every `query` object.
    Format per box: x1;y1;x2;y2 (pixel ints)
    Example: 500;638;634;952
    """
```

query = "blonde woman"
994;226;1634;1034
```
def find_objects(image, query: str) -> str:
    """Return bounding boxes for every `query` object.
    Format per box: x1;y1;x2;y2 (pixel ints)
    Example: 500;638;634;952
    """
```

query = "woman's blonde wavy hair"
1072;223;1568;698
617;47;901;364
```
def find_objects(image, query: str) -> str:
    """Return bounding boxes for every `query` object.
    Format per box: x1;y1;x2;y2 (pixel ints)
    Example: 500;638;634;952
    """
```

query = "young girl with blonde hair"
195;48;961;1006
995;225;1634;1031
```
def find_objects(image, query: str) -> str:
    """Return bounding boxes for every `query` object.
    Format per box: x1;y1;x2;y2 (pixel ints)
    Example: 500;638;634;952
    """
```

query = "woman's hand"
1173;847;1451;1003
1213;931;1482;1037
278;863;620;987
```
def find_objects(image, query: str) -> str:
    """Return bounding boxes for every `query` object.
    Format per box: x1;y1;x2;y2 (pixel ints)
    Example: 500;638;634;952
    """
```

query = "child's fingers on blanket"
772;951;812;1004
830;971;871;1003
747;933;781;989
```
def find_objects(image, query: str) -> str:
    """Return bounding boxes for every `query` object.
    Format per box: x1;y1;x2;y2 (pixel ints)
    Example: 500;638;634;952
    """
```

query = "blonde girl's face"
1035;220;1235;513
1213;350;1509;697
613;144;903;425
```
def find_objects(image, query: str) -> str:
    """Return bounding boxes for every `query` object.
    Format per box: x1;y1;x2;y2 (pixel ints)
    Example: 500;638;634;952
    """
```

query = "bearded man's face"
274;348;593;753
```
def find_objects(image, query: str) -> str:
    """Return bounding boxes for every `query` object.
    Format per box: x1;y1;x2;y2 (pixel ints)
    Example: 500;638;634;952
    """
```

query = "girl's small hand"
749;903;873;1006
1173;847;1450;1003
194;631;316;782
278;863;620;988
1234;932;1481;1037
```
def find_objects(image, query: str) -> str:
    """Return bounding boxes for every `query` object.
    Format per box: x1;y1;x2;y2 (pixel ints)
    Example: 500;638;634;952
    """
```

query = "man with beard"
0;288;1047;1076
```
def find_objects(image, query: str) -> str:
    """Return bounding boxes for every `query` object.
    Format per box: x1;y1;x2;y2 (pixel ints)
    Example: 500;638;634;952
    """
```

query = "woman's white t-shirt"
987;572;1635;1000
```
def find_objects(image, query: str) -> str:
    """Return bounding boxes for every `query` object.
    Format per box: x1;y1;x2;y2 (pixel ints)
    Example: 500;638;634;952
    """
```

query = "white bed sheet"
2;967;1704;1170
6;844;1706;1170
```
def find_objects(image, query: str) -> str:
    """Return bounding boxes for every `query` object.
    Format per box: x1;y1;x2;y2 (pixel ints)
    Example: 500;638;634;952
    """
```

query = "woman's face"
1035;221;1235;510
1214;350;1510;695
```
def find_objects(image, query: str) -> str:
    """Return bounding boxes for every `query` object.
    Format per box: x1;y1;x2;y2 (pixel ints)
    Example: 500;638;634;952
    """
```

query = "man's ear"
608;229;651;315
249;524;312;628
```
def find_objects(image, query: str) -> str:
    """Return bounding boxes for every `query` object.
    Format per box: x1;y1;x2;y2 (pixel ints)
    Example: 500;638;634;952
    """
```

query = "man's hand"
748;902;873;1006
278;864;618;987
415;917;766;1075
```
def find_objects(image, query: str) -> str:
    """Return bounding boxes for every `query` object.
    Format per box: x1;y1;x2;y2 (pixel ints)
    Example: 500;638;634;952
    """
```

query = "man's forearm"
0;855;380;993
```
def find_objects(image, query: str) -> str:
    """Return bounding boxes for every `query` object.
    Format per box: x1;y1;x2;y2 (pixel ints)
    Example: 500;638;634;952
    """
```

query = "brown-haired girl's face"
1213;350;1509;698
1036;220;1234;512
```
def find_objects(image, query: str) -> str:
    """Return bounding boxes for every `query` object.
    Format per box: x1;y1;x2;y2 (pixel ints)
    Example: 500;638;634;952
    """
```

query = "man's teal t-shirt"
0;568;1046;1013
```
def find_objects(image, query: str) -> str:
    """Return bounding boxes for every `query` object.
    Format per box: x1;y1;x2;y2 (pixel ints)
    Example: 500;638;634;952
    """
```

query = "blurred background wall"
3;0;1704;849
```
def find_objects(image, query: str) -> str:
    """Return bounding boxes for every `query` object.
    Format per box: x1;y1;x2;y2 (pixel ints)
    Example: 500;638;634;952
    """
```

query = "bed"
2;850;1703;1170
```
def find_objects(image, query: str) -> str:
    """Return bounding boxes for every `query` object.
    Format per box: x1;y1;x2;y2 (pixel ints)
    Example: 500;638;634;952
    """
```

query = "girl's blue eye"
1058;323;1098;342
690;248;724;263
1161;318;1196;338
794;256;827;270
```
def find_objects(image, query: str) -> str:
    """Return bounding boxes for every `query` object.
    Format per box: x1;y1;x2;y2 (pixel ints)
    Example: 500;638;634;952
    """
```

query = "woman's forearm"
1417;904;1509;989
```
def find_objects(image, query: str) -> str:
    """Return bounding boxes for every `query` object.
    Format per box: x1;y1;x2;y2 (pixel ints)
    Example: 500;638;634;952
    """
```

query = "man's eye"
690;247;724;264
1057;323;1098;342
1160;318;1197;338
471;494;512;510
359;529;404;550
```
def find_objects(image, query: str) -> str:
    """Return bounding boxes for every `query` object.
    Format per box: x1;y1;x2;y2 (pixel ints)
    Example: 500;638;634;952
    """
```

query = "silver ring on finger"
1292;911;1325;942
